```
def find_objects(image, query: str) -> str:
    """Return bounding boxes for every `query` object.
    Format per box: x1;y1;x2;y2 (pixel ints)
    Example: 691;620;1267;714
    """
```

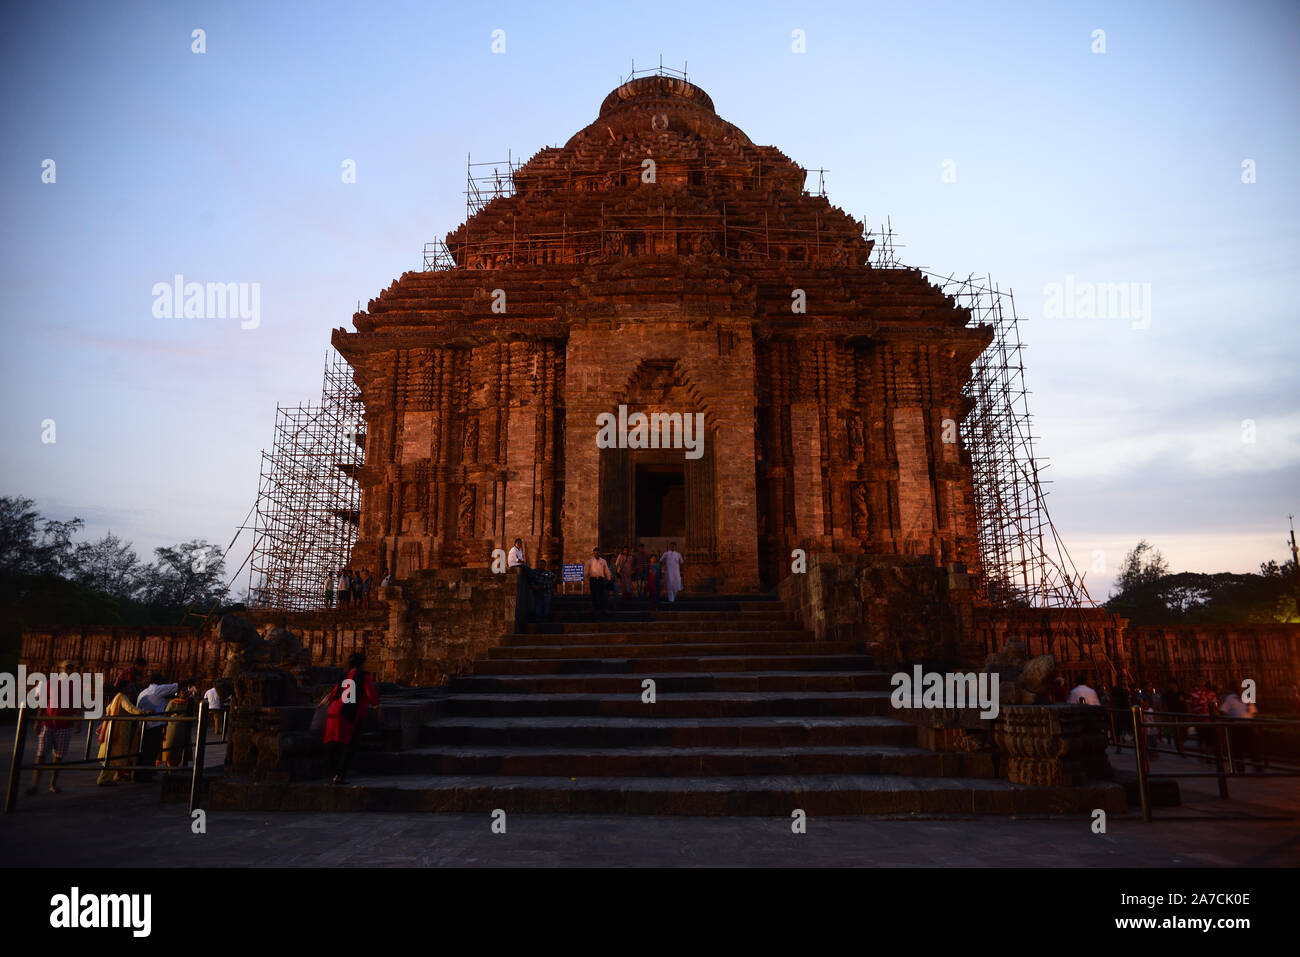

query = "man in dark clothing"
1163;681;1189;754
512;558;532;634
633;543;650;597
530;559;556;623
1110;683;1131;746
586;548;612;616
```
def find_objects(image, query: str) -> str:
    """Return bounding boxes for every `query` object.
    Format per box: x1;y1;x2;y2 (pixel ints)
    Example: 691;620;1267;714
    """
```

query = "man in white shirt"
1220;689;1263;772
508;538;526;570
1218;692;1256;719
1067;678;1100;706
203;683;225;735
136;673;179;779
585;547;612;616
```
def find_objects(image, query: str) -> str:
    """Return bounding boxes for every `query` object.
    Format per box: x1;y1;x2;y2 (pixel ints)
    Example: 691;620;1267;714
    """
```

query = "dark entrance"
635;464;686;537
597;441;717;561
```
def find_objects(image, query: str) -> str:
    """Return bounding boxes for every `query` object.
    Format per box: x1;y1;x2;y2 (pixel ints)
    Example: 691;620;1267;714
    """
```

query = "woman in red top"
323;652;381;785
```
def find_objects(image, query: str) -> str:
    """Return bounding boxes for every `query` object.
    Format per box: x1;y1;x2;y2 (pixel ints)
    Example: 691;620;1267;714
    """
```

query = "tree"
1113;540;1169;596
140;539;229;614
1260;558;1300;623
1105;542;1299;624
0;496;83;579
72;532;144;602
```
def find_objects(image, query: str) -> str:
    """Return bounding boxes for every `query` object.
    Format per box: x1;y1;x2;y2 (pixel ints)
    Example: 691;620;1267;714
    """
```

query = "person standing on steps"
323;652;381;786
634;543;650;597
530;558;556;623
616;546;634;600
509;538;533;634
647;553;662;607
660;542;684;603
585;547;613;616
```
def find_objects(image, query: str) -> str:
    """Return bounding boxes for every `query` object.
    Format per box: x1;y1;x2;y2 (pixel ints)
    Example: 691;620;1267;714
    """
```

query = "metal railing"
5;701;213;815
1103;706;1300;822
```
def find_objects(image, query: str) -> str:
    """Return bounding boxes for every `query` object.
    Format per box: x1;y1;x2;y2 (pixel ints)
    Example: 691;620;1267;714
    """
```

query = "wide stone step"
485;639;837;659
531;616;800;635
552;601;786;616
211;774;1126;816
433;691;897;718
448;670;892;694
420;715;915;748
551;595;782;606
507;629;808;645
470;654;875;675
350;744;996;778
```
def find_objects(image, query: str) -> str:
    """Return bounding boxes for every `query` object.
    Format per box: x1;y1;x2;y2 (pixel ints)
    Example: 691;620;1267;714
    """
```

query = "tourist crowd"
22;657;232;796
1056;673;1265;769
326;568;390;610
503;537;687;627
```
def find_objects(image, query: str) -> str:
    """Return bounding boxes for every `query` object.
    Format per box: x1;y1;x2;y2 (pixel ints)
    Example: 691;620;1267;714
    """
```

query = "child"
647;554;661;606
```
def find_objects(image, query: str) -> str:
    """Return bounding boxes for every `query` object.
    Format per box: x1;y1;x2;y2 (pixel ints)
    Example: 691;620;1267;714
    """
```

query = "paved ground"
2;733;1297;867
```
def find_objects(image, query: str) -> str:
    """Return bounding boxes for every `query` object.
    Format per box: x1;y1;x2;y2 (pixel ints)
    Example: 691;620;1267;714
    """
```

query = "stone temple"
21;74;1300;817
333;74;991;594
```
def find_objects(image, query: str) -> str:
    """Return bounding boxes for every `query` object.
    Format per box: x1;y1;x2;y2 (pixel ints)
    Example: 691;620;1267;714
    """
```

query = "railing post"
1131;705;1151;823
5;704;30;814
83;713;96;761
190;700;208;815
1214;722;1230;799
102;709;115;782
1223;719;1236;775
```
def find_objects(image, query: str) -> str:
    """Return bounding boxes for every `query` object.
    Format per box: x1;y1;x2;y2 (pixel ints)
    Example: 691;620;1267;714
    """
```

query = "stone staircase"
214;594;1123;815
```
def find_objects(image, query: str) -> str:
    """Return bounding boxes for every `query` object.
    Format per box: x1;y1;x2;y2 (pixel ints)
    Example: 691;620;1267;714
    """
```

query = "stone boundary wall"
242;609;389;678
20;625;222;685
18;612;390;686
1127;622;1300;710
18;568;516;688
776;553;1300;712
972;606;1127;683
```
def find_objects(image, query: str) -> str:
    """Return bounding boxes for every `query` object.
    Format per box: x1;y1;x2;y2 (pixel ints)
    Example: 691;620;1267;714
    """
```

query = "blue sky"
1;0;1296;599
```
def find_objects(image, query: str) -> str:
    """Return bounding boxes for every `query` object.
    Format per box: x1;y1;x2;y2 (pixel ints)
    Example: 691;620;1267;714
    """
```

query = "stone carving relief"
851;482;869;538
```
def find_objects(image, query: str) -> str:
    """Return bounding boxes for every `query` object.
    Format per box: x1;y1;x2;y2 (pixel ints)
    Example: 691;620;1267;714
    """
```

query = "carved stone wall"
332;77;988;593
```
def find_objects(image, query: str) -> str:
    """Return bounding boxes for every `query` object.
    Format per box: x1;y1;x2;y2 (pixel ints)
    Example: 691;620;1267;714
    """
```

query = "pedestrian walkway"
2;721;1296;867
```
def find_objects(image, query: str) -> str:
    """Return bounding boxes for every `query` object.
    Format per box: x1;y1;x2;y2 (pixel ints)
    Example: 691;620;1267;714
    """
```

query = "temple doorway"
635;463;686;538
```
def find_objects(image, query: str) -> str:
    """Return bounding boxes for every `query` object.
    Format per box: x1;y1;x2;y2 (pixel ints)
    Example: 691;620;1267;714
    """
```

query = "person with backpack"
322;652;381;785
